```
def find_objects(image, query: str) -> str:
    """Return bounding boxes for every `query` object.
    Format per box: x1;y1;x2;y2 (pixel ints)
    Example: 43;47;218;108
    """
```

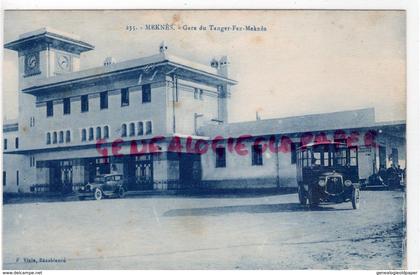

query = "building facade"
2;28;406;194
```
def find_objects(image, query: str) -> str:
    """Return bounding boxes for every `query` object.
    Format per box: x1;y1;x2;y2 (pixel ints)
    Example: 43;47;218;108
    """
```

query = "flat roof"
4;27;94;53
199;108;405;138
21;52;237;94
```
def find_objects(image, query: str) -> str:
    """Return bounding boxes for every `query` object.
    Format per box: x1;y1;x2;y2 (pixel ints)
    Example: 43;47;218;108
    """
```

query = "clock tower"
4;27;94;150
4;27;94;90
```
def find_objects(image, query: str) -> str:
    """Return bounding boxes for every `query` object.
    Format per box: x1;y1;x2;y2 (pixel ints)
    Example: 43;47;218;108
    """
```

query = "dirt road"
3;190;405;269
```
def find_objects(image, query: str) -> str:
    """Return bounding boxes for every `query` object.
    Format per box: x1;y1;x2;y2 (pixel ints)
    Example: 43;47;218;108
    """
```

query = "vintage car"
78;173;127;200
364;166;405;190
296;141;361;209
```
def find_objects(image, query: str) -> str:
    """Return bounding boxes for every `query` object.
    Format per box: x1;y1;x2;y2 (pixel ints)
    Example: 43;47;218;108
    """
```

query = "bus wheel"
298;185;307;205
308;187;319;207
351;187;360;209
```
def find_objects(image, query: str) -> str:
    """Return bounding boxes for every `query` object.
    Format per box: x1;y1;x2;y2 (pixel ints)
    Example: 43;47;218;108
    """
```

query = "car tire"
78;196;85;201
351;187;360;209
118;187;125;198
308;187;319;207
298;185;307;205
94;188;103;201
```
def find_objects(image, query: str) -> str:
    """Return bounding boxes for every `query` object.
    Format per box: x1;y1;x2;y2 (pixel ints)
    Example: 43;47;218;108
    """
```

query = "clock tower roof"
4;27;94;54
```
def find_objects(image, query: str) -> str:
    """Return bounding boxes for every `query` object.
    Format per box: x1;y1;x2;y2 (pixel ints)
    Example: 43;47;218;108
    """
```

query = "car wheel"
298;185;307;205
78;196;85;201
94;188;103;201
308;187;319;207
118;187;125;198
351;187;360;209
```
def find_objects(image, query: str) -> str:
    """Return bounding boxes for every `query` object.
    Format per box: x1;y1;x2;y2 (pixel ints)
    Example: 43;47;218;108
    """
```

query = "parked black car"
365;166;405;190
296;141;360;209
78;174;127;200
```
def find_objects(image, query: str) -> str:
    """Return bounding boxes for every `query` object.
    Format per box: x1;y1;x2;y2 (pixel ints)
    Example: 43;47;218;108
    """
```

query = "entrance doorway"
179;153;201;189
48;160;73;193
124;155;153;191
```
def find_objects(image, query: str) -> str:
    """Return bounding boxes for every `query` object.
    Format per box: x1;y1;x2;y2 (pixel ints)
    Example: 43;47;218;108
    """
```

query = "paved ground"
3;190;405;270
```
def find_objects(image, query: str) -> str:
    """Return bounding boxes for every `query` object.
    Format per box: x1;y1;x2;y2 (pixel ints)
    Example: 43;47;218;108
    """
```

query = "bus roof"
297;141;347;150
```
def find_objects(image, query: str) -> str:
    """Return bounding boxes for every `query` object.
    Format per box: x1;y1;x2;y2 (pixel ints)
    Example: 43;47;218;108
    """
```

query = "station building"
2;28;406;194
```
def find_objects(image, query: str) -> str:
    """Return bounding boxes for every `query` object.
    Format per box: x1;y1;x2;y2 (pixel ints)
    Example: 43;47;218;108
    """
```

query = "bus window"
313;152;321;166
335;149;347;166
323;152;329;166
349;147;357;166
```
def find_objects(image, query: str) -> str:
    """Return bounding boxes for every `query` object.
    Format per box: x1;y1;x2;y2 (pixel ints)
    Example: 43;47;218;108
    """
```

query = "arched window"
46;133;51;144
121;124;127;137
88;128;94;141
65;130;71;143
96;127;102;140
129;123;135;136
81;129;87;142
146;121;152;135
137;122;144;136
59;131;64;143
103;126;109;139
53;132;57;144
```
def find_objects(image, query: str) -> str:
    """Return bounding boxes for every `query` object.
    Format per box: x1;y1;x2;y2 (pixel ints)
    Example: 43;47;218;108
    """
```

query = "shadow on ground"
3;188;296;205
163;202;352;217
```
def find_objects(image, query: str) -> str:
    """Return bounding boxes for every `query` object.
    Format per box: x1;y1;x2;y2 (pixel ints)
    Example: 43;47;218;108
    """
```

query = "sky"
2;10;406;123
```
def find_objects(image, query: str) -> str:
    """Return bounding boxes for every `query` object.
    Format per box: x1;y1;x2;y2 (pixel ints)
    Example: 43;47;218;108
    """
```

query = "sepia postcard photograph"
1;5;418;272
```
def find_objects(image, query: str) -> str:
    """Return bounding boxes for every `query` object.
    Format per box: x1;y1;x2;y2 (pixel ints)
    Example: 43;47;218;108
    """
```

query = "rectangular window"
46;101;53;117
199;89;204;100
142;84;151;103
100;91;108;109
30;156;36;167
29;116;35;127
15;137;19;149
81;95;89;112
3;171;6;186
16;170;19;186
252;144;263;166
215;147;226;168
3;139;7;150
121;88;129;106
63;98;71;115
194;88;199;99
145;121;152;135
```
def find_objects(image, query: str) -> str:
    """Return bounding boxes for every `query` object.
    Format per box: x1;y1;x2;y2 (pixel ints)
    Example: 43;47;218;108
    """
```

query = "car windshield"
298;144;357;168
94;176;106;183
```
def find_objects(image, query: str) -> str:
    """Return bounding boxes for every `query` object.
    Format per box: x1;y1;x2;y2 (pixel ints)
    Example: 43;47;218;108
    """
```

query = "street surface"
3;190;405;269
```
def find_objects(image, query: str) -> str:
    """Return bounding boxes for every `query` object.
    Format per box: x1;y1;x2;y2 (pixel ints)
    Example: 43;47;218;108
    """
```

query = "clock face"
24;53;40;76
27;55;37;68
57;55;70;70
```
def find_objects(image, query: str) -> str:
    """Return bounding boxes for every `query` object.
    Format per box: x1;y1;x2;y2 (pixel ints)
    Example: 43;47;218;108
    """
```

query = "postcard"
1;9;412;271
